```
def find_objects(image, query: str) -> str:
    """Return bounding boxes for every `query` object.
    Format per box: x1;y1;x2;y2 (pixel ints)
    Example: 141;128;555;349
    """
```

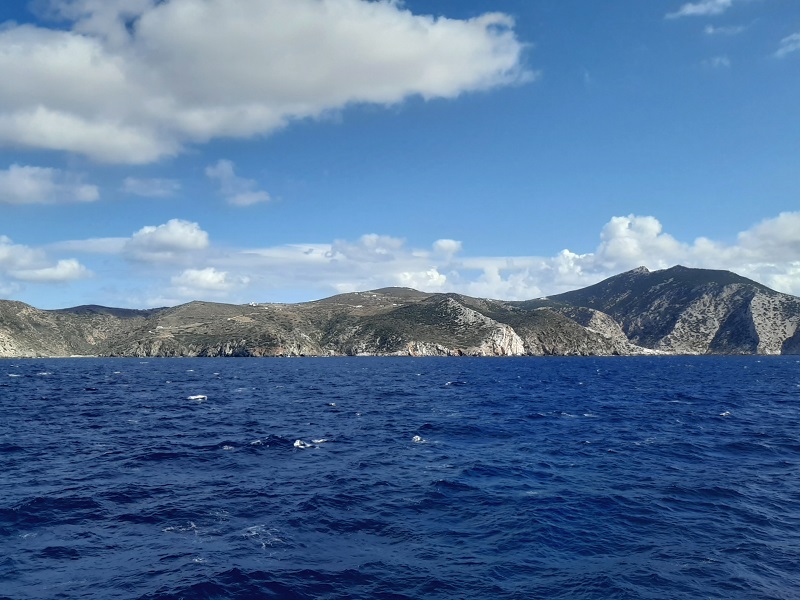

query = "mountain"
543;266;800;354
1;266;799;358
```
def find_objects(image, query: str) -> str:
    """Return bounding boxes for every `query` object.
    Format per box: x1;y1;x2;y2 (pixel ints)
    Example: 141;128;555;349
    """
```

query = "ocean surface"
1;356;799;599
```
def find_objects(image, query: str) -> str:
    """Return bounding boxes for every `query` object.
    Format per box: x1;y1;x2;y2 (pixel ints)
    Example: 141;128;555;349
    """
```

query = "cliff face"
2;266;799;358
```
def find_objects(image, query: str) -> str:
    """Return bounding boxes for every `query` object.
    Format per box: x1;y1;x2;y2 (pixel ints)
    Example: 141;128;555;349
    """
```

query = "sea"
1;356;799;599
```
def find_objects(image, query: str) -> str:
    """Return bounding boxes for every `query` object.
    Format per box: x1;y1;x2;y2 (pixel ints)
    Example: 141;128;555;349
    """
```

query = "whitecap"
293;439;314;449
222;445;235;451
720;411;731;417
7;374;21;378
312;438;329;444
187;394;207;402
163;521;198;533
412;435;426;444
250;439;264;446
243;525;285;548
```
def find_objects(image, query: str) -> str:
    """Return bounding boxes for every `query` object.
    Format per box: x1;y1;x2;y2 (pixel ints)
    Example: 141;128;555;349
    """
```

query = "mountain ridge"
2;266;799;357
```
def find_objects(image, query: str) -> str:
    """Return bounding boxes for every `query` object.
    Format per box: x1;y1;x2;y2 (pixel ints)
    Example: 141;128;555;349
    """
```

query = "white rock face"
751;293;800;354
0;330;21;357
648;285;800;355
656;286;744;354
403;298;525;356
445;298;525;356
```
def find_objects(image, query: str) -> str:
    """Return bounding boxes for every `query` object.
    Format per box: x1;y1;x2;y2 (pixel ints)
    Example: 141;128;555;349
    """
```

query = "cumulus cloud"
205;160;270;207
0;0;531;163
124;218;209;261
667;0;733;18
13;212;800;305
122;177;181;197
10;258;92;282
182;212;800;301
0;164;99;204
432;239;462;257
1;235;91;284
775;32;800;58
171;267;232;291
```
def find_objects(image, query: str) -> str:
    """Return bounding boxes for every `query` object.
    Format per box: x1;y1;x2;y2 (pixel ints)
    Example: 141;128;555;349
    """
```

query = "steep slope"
548;266;800;354
0;301;140;357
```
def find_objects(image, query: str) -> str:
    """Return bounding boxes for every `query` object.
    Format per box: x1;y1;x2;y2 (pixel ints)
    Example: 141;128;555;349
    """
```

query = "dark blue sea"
1;357;799;599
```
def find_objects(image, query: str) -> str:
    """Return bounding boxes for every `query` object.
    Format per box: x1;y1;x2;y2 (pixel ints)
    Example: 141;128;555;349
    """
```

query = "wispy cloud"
667;0;733;19
0;164;99;204
205;160;270;207
703;55;731;68
775;32;800;58
704;24;745;35
122;177;181;198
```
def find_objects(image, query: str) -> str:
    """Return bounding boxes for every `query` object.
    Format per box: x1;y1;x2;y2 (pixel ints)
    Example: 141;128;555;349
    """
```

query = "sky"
0;0;799;309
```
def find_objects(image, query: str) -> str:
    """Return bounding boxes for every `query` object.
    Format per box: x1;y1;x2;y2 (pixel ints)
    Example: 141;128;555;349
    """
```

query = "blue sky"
1;0;799;308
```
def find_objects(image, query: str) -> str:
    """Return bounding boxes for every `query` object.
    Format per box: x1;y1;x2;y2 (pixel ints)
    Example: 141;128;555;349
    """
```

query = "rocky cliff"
1;266;799;358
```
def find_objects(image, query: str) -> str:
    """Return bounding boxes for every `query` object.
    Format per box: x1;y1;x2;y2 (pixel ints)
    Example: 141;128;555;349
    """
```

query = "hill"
1;266;799;357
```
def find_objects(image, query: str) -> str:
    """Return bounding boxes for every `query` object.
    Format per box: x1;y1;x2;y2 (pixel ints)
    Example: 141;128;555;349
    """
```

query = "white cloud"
124;218;209;261
667;0;733;19
329;234;407;263
0;163;99;204
12;212;800;306
205;160;270;207
0;235;45;271
122;177;181;197
775;32;800;59
191;212;800;301
171;267;232;291
0;0;531;164
736;212;800;257
10;258;92;282
432;239;462;256
397;268;448;290
1;235;91;284
172;267;229;291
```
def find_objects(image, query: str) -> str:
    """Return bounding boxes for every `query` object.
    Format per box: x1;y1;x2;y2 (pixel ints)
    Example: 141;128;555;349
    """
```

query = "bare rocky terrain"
2;266;799;357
